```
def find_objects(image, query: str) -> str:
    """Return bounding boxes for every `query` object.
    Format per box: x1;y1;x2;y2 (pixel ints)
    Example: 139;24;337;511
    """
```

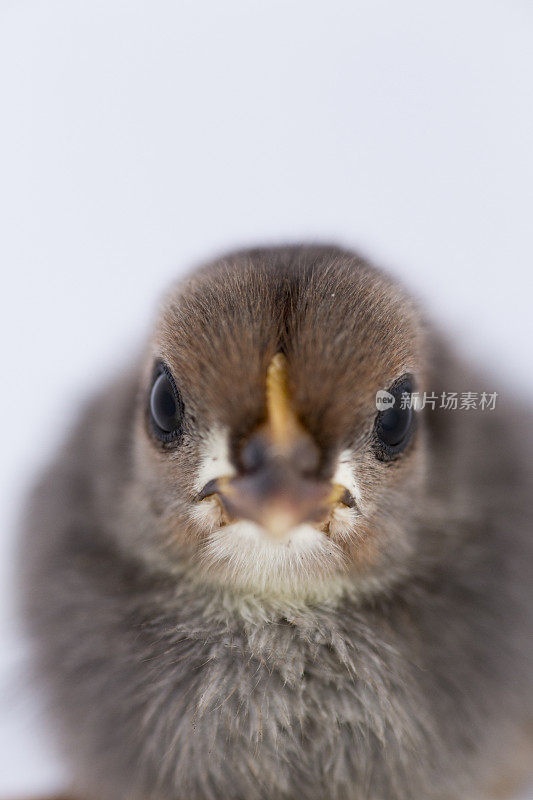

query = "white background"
0;0;532;795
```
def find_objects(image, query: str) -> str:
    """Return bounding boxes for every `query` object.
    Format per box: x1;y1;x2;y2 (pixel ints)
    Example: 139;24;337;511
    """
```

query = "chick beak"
199;354;355;539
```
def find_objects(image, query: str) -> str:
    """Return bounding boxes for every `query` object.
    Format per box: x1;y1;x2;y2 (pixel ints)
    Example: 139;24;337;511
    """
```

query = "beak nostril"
290;438;321;476
239;437;321;477
239;436;268;473
239;430;321;478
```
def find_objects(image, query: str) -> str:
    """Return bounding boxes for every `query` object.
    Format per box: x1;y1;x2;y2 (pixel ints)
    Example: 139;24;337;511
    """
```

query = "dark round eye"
374;375;415;457
149;366;183;442
377;405;413;446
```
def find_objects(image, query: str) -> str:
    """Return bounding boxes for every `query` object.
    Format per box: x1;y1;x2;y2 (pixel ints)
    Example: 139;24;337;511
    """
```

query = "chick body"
21;246;533;800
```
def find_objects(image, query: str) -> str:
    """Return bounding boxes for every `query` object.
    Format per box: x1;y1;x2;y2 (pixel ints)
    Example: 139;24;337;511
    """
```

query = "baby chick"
20;246;533;800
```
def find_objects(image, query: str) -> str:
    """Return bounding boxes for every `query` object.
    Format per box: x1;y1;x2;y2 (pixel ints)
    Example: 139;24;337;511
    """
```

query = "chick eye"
149;364;183;442
374;375;414;458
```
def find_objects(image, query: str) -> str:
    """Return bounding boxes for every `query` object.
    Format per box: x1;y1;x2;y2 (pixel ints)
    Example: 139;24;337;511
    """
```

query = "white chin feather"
199;520;347;596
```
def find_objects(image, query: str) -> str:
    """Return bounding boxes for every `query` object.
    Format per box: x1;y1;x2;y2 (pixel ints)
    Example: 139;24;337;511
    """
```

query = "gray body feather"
20;247;533;799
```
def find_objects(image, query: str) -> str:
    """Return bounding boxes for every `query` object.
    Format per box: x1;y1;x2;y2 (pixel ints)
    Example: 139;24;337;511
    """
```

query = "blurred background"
0;0;532;795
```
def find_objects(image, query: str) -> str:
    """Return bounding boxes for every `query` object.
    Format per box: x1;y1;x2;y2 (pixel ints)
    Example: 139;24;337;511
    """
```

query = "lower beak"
199;465;355;539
